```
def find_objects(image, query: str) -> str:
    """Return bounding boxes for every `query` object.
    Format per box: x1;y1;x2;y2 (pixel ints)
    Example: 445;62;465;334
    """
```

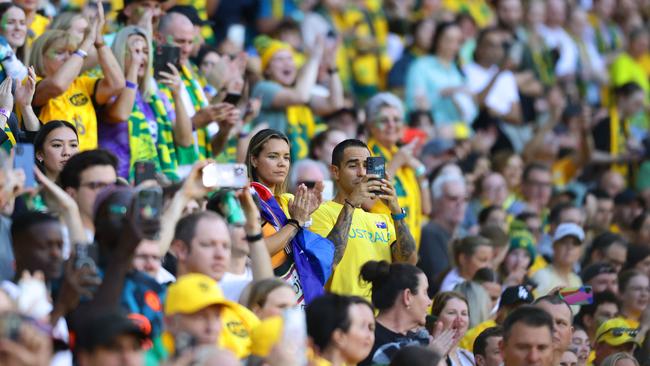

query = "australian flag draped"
251;182;335;303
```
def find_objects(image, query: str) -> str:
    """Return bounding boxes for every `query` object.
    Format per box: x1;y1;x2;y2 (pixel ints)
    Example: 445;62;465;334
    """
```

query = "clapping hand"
15;67;36;107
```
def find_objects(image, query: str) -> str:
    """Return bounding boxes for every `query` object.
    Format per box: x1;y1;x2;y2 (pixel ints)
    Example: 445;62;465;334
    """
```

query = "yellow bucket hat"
254;35;293;71
595;318;640;347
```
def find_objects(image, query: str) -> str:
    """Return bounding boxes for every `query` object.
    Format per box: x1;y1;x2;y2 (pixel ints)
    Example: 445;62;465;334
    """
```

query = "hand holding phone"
134;186;163;240
134;161;156;186
202;163;248;189
153;45;180;80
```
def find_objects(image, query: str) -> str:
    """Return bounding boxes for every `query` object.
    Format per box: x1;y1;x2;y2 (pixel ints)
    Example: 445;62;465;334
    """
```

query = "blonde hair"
453;281;491;328
111;26;154;100
30;30;79;77
50;11;87;35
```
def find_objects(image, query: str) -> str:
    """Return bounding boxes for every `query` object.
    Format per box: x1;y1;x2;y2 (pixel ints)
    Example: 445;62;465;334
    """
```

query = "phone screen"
13;143;35;188
135;187;163;240
134;161;156;186
366;157;386;179
559;286;593;306
153;45;180;80
223;93;242;105
202;163;248;189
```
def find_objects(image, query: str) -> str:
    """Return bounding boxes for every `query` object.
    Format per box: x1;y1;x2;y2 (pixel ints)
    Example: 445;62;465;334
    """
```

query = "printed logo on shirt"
349;228;391;243
376;221;387;229
226;321;249;338
69;93;89;106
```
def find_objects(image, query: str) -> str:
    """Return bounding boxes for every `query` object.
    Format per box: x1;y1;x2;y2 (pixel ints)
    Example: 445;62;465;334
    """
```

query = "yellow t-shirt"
309;201;396;302
218;304;260;359
442;0;494;28
27;14;49;46
610;53;650;95
367;139;423;248
528;255;548;277
458;319;497;352
38;76;100;151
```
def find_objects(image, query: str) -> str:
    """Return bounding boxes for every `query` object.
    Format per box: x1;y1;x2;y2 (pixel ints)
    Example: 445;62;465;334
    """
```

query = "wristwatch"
391;208;407;221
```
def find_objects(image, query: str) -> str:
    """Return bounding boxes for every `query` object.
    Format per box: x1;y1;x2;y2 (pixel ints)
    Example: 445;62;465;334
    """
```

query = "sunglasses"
598;328;638;341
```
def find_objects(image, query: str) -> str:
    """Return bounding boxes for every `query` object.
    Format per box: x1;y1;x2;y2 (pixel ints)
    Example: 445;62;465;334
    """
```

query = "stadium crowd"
3;0;650;365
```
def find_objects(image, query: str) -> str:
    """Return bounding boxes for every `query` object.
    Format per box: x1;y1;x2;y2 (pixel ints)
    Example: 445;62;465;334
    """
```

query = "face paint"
0;13;8;32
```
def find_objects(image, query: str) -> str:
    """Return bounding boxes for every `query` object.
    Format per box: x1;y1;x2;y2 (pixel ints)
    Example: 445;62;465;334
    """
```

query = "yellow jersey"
458;319;497;352
218;304;260;359
27;14;49;47
309;201;396;302
38;76;100;151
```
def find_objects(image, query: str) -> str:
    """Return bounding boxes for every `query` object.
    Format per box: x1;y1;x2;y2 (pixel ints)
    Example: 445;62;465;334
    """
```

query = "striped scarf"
1;123;15;154
128;91;180;182
180;65;212;160
286;105;319;160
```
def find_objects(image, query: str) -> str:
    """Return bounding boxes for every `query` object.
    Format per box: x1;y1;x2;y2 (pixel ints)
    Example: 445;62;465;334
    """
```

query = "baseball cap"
421;138;455;157
75;310;147;352
595;318;640;346
499;285;534;308
164;273;234;315
553;223;585;243
580;262;617;283
250;316;283;357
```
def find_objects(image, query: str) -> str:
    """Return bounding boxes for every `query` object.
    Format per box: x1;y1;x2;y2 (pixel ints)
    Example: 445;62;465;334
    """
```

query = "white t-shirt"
536;24;579;77
220;267;253;302
463;62;520;116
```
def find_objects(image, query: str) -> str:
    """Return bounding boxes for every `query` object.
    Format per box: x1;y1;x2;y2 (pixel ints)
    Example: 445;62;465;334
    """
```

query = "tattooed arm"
327;201;355;265
391;216;417;264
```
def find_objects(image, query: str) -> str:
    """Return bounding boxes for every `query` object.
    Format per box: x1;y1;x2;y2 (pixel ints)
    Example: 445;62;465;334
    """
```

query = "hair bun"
360;260;391;283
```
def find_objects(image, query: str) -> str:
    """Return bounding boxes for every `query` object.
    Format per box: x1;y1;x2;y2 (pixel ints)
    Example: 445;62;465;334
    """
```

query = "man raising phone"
309;139;417;301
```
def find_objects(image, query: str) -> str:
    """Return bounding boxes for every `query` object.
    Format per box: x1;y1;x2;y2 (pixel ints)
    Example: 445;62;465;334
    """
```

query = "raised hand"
288;184;312;225
14;67;36;107
0;77;13;112
428;321;457;357
180;160;214;200
159;63;183;96
94;0;106;45
347;175;383;207
376;172;401;213
235;185;263;235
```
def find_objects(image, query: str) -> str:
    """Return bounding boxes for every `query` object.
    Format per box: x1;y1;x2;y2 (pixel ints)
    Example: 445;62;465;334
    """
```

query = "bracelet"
125;81;138;90
245;233;264;242
287;219;302;229
345;199;358;208
0;108;9;119
73;49;88;59
391;208;407;221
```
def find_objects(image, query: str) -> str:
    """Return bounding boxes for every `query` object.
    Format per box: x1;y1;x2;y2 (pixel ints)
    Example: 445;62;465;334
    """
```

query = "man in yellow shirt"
309;139;417;301
164;273;259;359
168;209;268;358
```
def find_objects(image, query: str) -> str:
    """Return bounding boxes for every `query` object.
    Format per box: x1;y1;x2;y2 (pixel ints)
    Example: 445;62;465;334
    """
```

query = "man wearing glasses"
592;318;639;366
60;149;118;239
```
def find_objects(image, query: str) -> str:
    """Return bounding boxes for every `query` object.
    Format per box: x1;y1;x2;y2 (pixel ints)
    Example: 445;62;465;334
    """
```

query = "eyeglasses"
597;328;639;342
80;181;116;191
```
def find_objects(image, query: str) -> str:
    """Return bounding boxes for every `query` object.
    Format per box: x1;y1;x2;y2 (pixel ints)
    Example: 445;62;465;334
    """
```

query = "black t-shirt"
358;322;429;366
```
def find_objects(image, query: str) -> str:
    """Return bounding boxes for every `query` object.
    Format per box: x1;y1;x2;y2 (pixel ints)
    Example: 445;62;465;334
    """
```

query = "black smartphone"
223;93;242;105
366;157;386;179
74;243;98;272
134;161;156;186
13;143;36;188
135;187;163;240
153;45;180;80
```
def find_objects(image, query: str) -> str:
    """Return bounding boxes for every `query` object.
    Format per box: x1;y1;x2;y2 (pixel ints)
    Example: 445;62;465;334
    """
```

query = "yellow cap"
595;318;640;346
164;273;233;315
254;35;293;71
452;122;472;140
249;316;283;357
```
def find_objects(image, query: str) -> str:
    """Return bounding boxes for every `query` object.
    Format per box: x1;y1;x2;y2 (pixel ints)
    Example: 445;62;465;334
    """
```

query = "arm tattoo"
391;218;417;263
327;203;355;265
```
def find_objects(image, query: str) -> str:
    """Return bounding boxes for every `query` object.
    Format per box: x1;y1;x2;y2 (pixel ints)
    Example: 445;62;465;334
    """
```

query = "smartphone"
134;187;163;240
223;93;242;105
74;243;98;272
0;312;21;341
13;143;35;188
134;161;156;186
322;179;334;201
282;307;307;366
174;332;197;358
202;163;248;189
366;157;386;179
559;286;593;306
153;45;180;80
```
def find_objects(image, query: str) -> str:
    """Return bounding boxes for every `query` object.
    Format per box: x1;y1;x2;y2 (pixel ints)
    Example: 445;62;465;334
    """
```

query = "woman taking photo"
358;260;433;366
30;3;124;152
100;25;193;181
306;293;376;366
246;128;332;306
430;291;475;366
34;120;79;181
